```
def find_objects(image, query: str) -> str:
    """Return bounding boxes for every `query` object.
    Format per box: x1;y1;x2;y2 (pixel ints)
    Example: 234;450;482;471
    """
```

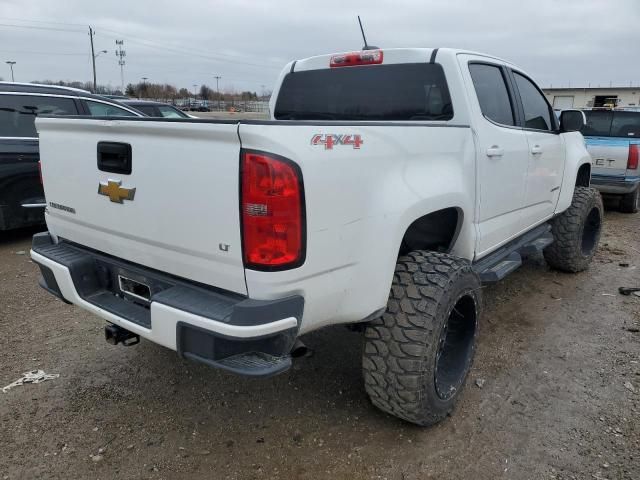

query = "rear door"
510;70;564;228
36;117;247;294
462;58;530;255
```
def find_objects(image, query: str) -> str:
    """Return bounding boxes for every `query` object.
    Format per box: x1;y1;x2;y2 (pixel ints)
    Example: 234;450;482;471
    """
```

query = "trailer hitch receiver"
105;324;140;346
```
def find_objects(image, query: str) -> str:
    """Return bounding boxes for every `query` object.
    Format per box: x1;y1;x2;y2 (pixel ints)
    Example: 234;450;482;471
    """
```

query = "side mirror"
559;110;586;133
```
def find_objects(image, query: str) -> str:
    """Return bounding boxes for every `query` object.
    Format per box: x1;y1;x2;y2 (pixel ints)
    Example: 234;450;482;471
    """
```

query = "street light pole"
5;61;16;82
214;75;221;111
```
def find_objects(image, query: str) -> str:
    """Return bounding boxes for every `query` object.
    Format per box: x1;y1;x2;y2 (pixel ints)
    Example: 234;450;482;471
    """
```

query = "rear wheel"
362;251;481;426
619;186;639;214
544;187;603;272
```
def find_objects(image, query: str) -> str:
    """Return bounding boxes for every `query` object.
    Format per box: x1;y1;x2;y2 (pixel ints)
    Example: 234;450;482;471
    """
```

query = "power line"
0;22;84;33
92;25;282;65
95;29;281;69
0;50;87;56
0;18;282;70
0;16;87;27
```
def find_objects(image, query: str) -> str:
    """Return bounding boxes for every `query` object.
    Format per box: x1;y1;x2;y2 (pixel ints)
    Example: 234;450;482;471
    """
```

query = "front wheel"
362;251;482;426
544;186;603;272
619;186;639;214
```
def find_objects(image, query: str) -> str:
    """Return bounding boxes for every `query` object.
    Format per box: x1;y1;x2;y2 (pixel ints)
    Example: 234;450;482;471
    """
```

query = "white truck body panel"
239;122;475;332
37;118;247;295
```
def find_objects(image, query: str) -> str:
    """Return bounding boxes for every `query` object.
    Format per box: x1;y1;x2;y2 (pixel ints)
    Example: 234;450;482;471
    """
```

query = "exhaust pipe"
105;324;140;346
290;339;311;358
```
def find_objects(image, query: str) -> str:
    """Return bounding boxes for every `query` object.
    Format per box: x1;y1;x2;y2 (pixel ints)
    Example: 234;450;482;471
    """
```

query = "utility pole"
89;26;97;92
6;61;15;82
214;75;221;111
115;40;126;94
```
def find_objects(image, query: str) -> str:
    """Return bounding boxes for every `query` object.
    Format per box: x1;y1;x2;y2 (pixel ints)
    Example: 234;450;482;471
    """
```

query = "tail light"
627;144;639;170
240;150;305;270
330;50;383;68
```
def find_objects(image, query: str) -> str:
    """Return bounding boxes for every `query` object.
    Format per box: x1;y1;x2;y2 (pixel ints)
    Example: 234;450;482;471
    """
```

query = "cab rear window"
274;63;453;121
582;110;640;138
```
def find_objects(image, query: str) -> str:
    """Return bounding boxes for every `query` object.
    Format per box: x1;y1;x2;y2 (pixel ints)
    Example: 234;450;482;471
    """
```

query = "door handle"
97;142;132;174
486;145;504;157
531;145;543;155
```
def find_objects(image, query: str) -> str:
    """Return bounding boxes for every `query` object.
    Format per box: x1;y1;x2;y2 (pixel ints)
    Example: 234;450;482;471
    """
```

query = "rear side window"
85;100;136;116
513;72;553;131
582;110;613;136
469;64;514;126
274;63;453;121
610;111;640;138
157;105;188;118
131;105;157;116
0;94;77;137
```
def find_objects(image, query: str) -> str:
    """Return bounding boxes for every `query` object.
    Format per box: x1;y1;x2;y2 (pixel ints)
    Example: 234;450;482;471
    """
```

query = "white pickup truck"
32;48;602;426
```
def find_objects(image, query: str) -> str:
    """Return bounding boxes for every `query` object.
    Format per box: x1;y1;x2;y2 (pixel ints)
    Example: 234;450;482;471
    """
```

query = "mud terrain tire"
363;251;482;426
544;187;603;272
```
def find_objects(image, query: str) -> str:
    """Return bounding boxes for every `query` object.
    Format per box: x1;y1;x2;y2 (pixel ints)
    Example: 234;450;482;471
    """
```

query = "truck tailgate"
585;137;630;177
36;117;247;295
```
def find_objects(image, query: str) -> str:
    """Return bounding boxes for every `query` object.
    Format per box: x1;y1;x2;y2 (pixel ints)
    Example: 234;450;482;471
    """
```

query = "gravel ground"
0;207;638;480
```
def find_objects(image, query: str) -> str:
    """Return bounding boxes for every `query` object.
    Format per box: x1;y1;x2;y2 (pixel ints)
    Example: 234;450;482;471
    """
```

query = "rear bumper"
31;232;304;376
591;174;640;195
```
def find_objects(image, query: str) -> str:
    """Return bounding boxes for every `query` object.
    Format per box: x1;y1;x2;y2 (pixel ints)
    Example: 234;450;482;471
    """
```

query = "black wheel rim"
435;294;478;400
581;206;601;255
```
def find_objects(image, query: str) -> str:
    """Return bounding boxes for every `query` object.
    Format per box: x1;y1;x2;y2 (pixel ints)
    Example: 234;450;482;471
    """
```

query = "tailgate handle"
97;142;132;175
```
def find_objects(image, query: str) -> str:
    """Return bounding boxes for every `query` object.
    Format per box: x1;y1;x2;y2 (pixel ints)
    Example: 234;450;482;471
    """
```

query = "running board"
473;224;554;284
478;252;522;283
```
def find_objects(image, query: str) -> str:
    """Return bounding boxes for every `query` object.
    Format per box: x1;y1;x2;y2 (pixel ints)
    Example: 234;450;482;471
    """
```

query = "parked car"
119;100;193;118
31;48;599;426
0;82;142;231
190;102;210;112
581;109;640;212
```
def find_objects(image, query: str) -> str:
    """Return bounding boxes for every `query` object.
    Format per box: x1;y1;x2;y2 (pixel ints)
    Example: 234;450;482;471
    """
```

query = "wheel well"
399;208;461;256
576;163;591;187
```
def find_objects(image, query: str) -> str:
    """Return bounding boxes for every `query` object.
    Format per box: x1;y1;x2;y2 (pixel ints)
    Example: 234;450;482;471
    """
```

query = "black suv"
0;82;142;231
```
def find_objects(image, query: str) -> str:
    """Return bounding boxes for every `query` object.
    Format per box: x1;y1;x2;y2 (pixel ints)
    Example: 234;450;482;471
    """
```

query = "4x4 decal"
311;134;363;150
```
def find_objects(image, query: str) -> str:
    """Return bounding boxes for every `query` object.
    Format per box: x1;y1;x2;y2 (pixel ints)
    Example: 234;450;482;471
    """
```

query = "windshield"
274;63;453;121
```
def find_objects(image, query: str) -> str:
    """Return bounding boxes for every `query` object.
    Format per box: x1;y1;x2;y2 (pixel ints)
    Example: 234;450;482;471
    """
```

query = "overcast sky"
0;0;638;93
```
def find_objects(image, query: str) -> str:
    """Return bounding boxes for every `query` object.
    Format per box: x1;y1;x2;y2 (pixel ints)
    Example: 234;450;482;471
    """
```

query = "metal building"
543;87;640;110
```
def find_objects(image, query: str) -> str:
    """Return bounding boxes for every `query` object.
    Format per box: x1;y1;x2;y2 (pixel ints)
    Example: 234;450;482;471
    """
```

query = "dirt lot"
1;208;638;480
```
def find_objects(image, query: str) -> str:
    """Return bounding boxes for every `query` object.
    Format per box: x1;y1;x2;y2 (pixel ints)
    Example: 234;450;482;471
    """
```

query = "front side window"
0;94;77;137
85;100;136;117
274;63;453;121
513;72;553;131
469;63;514;126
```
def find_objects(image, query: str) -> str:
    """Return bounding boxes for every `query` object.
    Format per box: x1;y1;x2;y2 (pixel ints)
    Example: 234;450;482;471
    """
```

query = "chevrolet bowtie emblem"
98;180;136;203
